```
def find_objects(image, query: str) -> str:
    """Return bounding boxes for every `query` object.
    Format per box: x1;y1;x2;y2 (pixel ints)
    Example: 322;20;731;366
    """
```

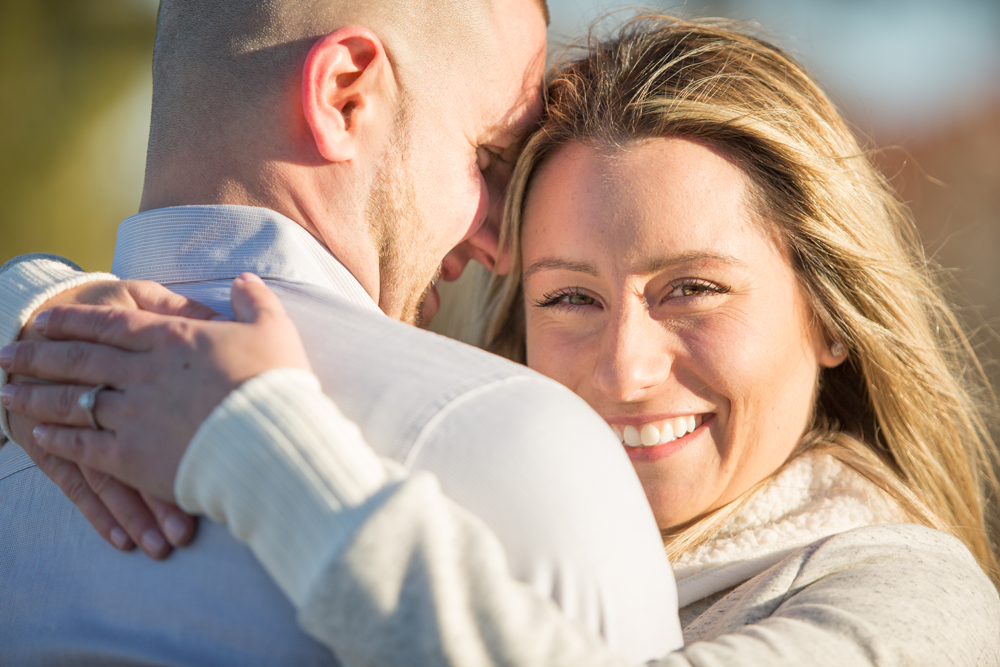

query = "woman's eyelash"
533;288;593;308
669;279;730;298
533;280;728;309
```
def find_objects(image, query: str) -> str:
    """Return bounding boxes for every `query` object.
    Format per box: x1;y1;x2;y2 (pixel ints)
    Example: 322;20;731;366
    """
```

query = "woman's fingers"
0;340;130;385
5;381;192;558
32;424;120;477
32;305;161;351
1;382;121;430
32;423;177;503
27;445;136;553
230;273;287;324
230;273;312;372
125;280;219;320
142;492;198;547
79;466;173;559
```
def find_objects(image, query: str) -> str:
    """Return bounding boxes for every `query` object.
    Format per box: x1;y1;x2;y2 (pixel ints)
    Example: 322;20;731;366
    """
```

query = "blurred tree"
0;0;155;270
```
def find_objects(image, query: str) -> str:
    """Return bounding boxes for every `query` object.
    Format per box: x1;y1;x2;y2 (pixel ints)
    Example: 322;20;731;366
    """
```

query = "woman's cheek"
526;319;587;386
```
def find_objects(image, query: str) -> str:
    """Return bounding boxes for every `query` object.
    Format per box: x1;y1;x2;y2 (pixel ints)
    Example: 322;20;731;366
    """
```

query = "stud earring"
831;341;845;357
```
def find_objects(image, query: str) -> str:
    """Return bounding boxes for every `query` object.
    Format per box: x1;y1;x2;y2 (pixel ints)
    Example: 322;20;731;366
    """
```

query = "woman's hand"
0;273;311;504
3;279;217;559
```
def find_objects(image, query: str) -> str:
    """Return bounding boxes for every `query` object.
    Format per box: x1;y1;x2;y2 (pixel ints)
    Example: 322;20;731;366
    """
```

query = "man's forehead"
481;2;546;142
425;0;544;142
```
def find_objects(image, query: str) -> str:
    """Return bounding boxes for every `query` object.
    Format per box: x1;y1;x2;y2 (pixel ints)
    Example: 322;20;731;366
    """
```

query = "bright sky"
546;0;1000;137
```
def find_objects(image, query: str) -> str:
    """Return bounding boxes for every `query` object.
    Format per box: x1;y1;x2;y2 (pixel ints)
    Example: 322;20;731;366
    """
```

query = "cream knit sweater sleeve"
179;371;1000;667
179;368;633;667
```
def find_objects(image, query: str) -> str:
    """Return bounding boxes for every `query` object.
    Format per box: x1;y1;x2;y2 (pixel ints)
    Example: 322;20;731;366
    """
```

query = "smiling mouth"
608;414;708;448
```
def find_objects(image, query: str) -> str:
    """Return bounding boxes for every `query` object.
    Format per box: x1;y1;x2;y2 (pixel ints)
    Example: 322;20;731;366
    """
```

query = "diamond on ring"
78;384;108;430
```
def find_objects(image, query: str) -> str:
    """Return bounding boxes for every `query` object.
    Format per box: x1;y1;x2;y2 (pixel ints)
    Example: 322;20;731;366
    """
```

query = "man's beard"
365;118;439;327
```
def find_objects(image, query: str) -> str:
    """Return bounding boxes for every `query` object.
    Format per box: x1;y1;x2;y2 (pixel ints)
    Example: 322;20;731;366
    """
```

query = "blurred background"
1;0;998;388
0;0;154;270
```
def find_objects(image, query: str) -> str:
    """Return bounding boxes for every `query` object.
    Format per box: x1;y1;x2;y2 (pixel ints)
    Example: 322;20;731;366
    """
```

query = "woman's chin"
625;416;721;530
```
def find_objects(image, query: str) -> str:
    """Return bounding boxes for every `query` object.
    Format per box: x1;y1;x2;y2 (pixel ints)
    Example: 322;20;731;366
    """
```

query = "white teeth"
640;424;660;446
614;415;705;448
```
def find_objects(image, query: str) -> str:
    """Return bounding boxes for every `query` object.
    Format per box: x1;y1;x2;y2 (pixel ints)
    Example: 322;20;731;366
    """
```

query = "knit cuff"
0;257;118;443
176;367;392;606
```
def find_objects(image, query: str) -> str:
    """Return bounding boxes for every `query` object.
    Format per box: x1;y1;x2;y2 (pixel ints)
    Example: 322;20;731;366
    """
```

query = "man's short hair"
147;0;548;167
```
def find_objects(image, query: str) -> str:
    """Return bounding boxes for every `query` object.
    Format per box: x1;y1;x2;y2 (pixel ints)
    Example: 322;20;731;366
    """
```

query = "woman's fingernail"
0;384;15;407
236;272;262;284
0;345;14;369
33;310;50;334
164;515;188;545
32;424;49;443
110;527;130;550
142;529;166;555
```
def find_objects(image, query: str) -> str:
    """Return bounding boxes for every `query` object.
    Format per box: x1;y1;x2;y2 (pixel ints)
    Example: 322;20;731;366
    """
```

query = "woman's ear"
302;27;391;163
819;337;849;368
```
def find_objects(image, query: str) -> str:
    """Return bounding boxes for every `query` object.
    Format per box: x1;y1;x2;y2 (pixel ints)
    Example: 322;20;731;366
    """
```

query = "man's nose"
441;214;501;280
442;158;517;281
592;305;672;403
441;223;497;280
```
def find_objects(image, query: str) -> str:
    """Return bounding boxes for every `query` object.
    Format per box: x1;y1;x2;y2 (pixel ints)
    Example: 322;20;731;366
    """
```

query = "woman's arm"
84;361;1000;667
182;367;635;667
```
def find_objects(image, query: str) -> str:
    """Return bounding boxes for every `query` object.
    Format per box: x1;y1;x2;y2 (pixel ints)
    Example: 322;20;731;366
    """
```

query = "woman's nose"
591;308;671;403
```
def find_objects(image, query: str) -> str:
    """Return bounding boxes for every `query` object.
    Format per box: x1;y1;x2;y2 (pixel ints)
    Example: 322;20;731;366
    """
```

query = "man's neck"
139;173;384;309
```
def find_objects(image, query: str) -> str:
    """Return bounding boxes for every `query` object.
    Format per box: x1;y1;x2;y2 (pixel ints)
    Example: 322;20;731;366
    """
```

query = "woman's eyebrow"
523;258;598;281
523;251;746;282
640;251;746;274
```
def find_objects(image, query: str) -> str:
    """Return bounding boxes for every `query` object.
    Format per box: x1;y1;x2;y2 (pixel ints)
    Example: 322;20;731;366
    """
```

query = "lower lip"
622;416;713;462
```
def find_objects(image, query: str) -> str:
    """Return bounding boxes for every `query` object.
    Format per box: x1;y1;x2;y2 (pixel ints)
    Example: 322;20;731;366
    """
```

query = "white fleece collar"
673;451;906;607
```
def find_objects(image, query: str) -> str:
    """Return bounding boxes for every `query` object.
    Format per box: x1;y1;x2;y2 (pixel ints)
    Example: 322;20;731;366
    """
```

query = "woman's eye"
533;289;598;309
666;279;729;300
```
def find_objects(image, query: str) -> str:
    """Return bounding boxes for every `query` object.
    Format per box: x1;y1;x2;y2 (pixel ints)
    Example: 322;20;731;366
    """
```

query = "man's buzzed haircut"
147;0;549;172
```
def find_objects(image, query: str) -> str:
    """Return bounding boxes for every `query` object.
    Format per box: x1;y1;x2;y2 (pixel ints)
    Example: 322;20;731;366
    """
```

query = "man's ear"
302;27;391;163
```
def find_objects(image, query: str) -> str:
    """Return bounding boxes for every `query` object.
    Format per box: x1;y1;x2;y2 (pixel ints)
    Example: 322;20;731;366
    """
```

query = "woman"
3;13;1000;665
477;13;1000;576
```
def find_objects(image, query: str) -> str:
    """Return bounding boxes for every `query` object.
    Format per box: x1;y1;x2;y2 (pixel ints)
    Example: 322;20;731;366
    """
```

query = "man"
0;1;680;665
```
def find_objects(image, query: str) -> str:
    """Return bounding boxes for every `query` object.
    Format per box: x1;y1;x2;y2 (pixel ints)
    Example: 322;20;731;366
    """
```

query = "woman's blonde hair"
468;14;1000;585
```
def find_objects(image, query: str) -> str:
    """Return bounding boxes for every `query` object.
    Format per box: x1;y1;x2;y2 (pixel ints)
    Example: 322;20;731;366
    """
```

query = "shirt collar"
111;205;379;312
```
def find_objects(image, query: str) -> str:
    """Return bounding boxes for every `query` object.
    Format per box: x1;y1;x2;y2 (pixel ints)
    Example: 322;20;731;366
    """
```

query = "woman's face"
521;138;841;529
